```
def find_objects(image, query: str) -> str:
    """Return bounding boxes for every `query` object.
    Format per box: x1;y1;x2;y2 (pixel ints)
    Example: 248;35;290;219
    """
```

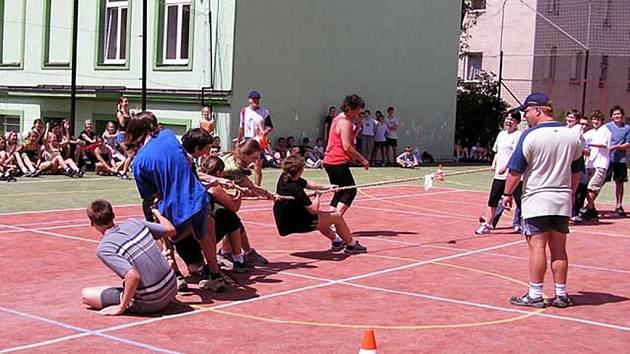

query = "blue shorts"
521;216;569;237
173;204;210;242
116;131;126;145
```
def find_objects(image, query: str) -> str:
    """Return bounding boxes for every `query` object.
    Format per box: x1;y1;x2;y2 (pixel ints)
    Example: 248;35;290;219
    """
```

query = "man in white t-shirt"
384;106;400;166
580;110;611;221
475;110;522;235
235;90;273;186
361;110;376;161
503;93;582;309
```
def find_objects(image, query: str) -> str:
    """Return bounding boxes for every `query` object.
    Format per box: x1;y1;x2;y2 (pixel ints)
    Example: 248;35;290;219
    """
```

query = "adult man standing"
503;93;582;308
236;90;273;186
323;106;337;145
385;106;400;166
604;105;630;216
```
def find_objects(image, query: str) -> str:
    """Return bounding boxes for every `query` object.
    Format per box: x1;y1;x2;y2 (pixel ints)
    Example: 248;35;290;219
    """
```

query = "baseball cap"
248;90;261;99
516;92;551;111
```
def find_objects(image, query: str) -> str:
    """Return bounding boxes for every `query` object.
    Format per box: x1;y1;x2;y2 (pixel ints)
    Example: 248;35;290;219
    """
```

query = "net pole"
70;0;79;133
581;1;592;115
141;0;148;111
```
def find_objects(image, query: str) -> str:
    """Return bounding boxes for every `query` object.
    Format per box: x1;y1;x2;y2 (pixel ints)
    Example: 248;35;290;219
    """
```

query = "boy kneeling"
81;199;177;315
273;155;367;254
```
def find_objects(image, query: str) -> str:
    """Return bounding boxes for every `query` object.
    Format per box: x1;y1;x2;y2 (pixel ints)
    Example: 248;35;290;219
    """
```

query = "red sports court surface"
0;186;628;353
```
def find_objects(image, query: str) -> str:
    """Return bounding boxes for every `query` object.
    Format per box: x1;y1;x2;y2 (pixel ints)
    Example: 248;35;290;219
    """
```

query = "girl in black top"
273;155;367;254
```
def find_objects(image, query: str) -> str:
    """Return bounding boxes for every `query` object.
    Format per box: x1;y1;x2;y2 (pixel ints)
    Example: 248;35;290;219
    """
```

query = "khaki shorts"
586;167;607;192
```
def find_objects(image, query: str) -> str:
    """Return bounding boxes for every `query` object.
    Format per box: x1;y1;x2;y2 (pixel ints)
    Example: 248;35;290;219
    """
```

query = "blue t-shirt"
605;121;630;163
133;129;208;227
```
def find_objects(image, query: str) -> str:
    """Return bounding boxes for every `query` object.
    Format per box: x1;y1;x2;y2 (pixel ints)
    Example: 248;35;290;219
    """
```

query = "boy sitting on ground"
273;155;367;254
396;146;420;168
81;199;177;315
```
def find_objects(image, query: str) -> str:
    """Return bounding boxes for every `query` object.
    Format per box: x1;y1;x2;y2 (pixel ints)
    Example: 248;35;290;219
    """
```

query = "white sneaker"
513;225;521;233
475;223;491;235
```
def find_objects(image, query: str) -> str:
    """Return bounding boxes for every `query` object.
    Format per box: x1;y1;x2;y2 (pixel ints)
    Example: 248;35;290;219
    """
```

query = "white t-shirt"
374;121;389;142
240;106;270;139
492;129;522;180
362;118;376;137
385;116;400;139
583;126;611;169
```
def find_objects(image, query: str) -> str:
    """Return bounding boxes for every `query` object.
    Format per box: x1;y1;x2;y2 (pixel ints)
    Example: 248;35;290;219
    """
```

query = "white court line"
3;188;137;198
256;264;630;332
0;307;182;354
365;236;630;275
86;239;524;336
0;224;99;244
353;205;476;221
0;176;123;185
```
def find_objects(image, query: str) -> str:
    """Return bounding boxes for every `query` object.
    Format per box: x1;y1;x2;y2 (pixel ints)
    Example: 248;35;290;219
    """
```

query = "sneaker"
475;223;491;235
199;274;227;292
245;249;269;266
232;261;254;273
550;295;574;308
330;240;345;252
615;207;626;217
509;293;546;308
513;225;521;233
176;275;188;291
31;169;42;178
344;241;367;254
570;215;583;223
75;169;84;178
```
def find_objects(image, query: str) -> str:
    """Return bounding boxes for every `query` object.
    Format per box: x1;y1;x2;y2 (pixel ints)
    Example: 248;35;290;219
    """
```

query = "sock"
347;240;357;247
332;234;343;243
528;282;544;299
233;252;244;263
174;270;183;278
555;283;567;297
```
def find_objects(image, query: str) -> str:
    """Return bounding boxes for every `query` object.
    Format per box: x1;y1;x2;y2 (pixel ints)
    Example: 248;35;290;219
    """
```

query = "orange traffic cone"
436;164;445;182
359;329;377;354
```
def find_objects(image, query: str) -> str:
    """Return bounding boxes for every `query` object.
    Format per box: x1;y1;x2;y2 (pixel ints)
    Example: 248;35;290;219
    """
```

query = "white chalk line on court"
365;236;630;275
256;262;630;333
0;307;182;354
0;224;99;244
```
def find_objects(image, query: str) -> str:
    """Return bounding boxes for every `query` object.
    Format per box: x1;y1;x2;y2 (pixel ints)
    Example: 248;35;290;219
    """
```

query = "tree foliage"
455;72;509;149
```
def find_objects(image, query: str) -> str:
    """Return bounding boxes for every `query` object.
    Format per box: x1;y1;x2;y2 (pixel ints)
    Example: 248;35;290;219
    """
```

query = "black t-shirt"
273;175;317;236
80;130;96;144
324;115;333;131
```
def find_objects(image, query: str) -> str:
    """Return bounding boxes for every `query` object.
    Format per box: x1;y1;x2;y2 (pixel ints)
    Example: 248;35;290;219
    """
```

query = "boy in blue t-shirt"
604;106;630;216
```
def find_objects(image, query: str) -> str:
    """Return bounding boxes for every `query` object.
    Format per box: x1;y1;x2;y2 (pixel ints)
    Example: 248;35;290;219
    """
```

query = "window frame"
0;0;27;69
154;0;195;71
42;0;73;69
470;0;487;13
95;0;132;70
103;0;129;65
0;109;24;136
570;52;582;82
464;52;483;82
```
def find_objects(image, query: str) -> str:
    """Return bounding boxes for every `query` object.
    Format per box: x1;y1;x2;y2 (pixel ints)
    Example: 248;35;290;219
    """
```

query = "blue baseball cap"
516;92;551;111
248;90;261;99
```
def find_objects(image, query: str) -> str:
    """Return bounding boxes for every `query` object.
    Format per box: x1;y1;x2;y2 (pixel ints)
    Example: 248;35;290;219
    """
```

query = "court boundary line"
0;307;181;354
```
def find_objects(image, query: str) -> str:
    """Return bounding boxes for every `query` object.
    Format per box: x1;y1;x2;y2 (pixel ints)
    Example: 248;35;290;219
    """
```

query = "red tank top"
324;116;349;165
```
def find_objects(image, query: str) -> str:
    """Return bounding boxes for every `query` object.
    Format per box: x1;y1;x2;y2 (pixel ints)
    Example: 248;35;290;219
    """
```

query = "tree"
455;72;509;151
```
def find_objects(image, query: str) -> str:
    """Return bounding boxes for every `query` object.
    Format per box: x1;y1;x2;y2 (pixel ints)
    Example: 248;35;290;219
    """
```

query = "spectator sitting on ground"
454;139;469;161
286;136;295;150
85;137;120;176
273;137;288;162
0;135;17;181
396;146;420;168
303;138;323;168
313;138;325;160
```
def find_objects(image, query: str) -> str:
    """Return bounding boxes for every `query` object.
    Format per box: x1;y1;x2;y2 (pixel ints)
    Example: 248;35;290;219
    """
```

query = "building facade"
460;0;630;117
1;0;461;158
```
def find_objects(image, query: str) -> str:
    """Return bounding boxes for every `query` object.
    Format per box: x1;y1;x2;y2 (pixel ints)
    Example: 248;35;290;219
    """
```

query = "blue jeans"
492;198;521;228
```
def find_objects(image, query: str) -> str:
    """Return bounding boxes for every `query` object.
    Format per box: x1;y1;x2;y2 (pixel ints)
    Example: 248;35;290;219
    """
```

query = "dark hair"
340;94;365;113
302;137;310;143
567;109;581;119
278;137;285;142
32;119;42;129
507;109;521;122
287;136;295;142
329;106;336;111
281;154;305;182
610;105;625;117
124;111;158;152
235;139;261;160
199;156;225;176
181;128;213;154
591;110;605;121
387;106;394;112
87;199;115;227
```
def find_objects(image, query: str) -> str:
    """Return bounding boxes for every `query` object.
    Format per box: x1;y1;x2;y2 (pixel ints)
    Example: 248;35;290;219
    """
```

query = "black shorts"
324;163;357;207
173;235;205;266
215;208;242;240
374;141;386;149
488;179;522;208
278;212;319;236
606;162;628;182
386;138;398;147
24;149;37;162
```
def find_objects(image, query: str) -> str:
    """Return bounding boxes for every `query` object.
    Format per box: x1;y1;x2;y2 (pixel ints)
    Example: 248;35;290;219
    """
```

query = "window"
544;47;557;80
161;0;191;65
161;123;188;136
570;52;582;81
43;0;73;67
599;55;609;82
0;114;20;134
103;0;128;64
548;0;560;16
465;53;482;81
603;0;613;28
470;0;486;11
0;0;26;68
